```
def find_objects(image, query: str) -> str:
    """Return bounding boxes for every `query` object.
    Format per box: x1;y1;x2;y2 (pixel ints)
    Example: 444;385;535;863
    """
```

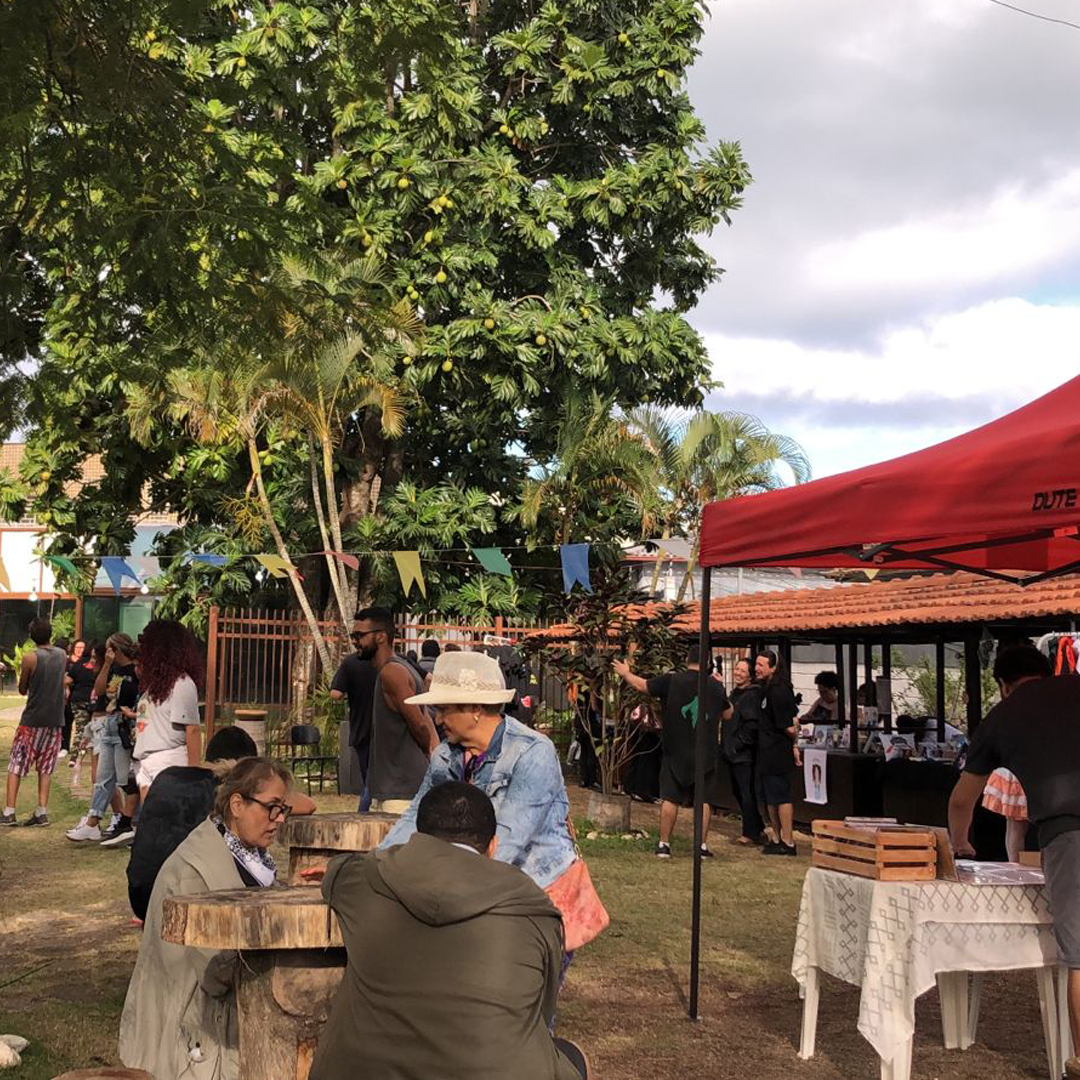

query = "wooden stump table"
278;811;397;885
162;886;345;1080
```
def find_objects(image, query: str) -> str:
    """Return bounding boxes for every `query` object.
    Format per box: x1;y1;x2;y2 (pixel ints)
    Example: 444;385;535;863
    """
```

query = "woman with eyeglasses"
120;757;294;1080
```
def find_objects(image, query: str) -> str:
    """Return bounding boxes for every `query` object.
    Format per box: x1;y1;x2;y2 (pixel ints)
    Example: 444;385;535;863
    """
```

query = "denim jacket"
379;717;576;888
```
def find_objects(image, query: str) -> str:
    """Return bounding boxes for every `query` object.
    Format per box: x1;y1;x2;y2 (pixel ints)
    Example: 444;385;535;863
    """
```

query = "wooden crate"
811;820;938;881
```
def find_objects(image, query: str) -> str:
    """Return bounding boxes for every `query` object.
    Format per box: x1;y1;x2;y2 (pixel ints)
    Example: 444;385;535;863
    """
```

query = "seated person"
126;725;315;920
120;758;296;1079
801;671;839;722
312;781;587;1080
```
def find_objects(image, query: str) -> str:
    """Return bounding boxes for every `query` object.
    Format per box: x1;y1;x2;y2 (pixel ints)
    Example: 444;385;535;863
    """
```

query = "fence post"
494;615;503;639
205;604;219;741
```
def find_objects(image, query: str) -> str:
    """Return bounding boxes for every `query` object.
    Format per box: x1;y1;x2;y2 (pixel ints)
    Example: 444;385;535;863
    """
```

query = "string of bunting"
0;542;612;597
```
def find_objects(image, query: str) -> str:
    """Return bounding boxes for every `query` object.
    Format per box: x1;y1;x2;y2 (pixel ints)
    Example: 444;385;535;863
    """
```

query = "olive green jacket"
119;818;244;1079
311;832;580;1080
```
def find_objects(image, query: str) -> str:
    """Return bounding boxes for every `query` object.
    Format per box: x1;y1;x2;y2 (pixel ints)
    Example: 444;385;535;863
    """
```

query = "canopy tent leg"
835;644;847;731
936;640;947;742
882;645;893;733
964;635;983;735
848;642;859;751
689;564;712;1020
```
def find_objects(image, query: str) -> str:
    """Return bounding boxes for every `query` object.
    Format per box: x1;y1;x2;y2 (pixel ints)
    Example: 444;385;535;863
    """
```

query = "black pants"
576;713;600;788
727;759;765;839
623;730;661;801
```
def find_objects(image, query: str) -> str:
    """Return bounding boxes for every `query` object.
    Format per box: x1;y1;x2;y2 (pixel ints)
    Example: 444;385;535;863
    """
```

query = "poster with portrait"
803;747;828;805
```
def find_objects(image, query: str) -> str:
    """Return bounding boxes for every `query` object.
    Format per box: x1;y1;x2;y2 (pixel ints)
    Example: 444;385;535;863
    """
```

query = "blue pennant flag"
560;543;592;594
191;553;228;568
100;556;139;597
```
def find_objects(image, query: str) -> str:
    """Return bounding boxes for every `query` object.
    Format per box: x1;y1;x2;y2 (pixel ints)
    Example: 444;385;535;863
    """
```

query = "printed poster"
804;747;828;805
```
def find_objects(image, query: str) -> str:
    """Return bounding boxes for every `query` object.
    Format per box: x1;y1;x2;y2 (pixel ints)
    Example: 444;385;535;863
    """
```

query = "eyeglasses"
350;629;379;641
242;794;291;821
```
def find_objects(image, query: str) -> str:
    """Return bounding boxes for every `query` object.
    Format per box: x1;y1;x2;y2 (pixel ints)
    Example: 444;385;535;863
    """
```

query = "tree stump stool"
277;812;397;885
162;886;345;1080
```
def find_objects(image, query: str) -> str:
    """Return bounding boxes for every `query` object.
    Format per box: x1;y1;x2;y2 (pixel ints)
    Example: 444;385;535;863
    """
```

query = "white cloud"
810;170;1080;297
704;298;1080;475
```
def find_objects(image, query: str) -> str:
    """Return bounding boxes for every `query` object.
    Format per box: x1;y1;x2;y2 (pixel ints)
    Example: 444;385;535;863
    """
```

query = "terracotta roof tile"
529;572;1080;641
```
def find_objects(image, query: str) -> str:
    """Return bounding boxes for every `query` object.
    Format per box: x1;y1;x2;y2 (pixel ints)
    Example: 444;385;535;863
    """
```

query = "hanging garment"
1056;635;1077;675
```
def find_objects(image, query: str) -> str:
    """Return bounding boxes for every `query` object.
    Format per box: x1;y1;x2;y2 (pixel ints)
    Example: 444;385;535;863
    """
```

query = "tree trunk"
247;439;332;672
309;434;349;635
676;532;700;604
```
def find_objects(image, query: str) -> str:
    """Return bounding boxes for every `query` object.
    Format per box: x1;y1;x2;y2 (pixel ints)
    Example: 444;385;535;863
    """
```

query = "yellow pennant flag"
0;555;9;592
393;551;427;598
864;568;880;581
255;554;293;579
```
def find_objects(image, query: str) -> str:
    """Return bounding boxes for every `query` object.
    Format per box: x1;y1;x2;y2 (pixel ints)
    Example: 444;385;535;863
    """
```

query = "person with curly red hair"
132;620;206;798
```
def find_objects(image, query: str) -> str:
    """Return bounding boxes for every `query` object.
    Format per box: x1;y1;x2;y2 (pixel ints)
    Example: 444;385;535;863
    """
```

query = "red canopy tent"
700;374;1080;582
683;376;1080;1020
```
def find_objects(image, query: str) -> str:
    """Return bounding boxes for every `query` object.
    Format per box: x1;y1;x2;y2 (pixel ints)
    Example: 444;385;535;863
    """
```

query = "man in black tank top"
353;607;440;813
3;618;67;827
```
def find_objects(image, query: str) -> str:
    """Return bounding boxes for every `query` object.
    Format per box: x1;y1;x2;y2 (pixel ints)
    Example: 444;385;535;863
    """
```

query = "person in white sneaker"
67;635;141;843
130;620;204;799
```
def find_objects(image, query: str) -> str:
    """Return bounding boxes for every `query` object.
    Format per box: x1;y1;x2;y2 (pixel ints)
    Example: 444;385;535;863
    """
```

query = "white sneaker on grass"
66;821;102;842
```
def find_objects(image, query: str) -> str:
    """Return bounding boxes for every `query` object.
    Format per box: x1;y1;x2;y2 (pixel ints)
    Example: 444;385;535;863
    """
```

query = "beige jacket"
119;818;244;1079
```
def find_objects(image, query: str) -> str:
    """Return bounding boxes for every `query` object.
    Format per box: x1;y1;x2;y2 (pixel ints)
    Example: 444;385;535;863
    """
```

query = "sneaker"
100;826;136;848
57;748;68;759
106;812;121;833
655;842;672;859
0;810;16;827
764;841;797;856
66;821;102;842
22;809;49;827
699;846;715;859
100;815;131;841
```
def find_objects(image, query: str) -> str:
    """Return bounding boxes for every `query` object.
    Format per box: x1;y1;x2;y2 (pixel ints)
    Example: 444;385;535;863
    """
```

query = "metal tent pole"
689;564;713;1020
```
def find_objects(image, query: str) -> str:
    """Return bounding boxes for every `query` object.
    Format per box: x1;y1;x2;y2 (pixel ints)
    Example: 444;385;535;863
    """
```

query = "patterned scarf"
213;816;277;887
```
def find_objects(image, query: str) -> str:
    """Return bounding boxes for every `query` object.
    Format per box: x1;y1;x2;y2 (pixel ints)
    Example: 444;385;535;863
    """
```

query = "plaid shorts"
7;725;63;778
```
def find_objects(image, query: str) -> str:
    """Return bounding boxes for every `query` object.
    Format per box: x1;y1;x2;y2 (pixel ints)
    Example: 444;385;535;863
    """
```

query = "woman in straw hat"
379;650;576;890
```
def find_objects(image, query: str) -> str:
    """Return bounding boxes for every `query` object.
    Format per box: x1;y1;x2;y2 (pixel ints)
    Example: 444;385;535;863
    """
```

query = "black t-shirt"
758;679;799;776
646;669;729;785
67;657;97;705
964;676;1080;844
331;653;377;749
112;663;140;712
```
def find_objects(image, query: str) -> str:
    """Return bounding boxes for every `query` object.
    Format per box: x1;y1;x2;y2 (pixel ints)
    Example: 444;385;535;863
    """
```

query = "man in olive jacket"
311;782;584;1080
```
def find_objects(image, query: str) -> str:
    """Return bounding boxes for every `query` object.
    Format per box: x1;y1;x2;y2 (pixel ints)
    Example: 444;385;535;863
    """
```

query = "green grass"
0;720;1057;1078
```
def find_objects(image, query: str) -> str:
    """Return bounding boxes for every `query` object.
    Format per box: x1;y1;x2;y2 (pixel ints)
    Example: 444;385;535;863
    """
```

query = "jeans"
727;758;765;839
90;716;133;819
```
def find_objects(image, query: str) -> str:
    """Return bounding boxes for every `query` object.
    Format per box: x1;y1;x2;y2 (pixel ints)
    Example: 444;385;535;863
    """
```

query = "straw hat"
405;651;516;706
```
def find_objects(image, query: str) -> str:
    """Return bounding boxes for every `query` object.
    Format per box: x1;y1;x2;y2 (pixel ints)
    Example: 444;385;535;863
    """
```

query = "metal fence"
204;606;568;735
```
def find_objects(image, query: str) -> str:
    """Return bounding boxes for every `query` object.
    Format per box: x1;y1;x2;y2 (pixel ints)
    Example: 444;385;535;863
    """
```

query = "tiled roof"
529;572;1080;641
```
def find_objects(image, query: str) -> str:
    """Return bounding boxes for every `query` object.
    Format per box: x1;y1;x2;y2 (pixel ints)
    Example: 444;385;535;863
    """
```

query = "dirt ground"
0;720;1059;1078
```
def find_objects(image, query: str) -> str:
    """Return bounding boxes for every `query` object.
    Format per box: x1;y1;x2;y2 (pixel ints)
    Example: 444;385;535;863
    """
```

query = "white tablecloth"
792;867;1059;1063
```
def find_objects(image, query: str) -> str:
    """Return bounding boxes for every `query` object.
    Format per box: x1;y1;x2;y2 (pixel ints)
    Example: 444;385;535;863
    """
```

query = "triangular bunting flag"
472;548;512;576
325;550;359;571
100;555;140;596
44;553;80;579
392;551;427;598
864;568;880;581
0;555;9;593
132;555;161;581
191;553;228;567
560;543;592;594
255;554;293;579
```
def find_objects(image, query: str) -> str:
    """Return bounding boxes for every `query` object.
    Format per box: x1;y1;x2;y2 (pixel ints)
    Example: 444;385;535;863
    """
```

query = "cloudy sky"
688;0;1080;478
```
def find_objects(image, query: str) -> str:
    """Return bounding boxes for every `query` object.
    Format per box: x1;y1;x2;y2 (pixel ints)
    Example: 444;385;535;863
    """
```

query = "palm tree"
625;407;811;599
263;250;421;632
516;394;663;546
127;250;422;670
